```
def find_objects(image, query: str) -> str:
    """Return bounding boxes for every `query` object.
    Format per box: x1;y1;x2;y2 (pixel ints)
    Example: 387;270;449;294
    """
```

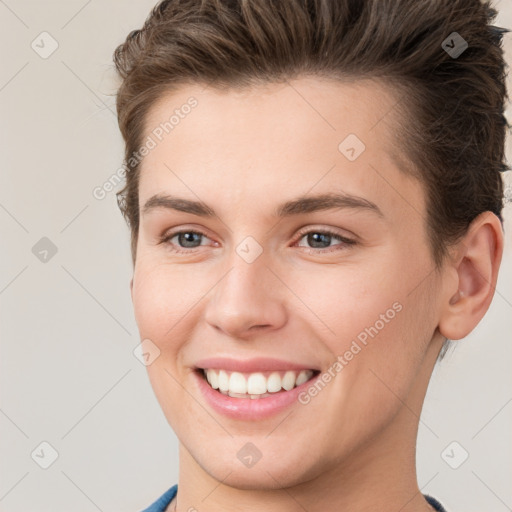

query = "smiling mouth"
196;368;321;399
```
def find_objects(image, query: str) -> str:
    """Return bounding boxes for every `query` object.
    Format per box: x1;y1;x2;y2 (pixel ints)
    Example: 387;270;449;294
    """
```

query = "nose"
204;253;287;339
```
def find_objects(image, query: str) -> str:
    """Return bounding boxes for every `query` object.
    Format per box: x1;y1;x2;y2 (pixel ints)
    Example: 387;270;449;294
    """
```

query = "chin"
195;448;319;491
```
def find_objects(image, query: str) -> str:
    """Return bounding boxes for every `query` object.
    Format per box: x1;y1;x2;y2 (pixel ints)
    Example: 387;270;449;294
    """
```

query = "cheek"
301;248;435;392
290;261;402;345
131;262;204;350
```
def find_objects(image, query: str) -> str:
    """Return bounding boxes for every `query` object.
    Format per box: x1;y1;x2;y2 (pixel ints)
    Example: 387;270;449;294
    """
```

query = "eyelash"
158;227;356;254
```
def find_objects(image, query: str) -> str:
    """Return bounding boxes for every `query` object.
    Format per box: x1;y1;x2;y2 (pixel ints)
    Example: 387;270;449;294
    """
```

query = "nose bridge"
226;254;265;301
219;246;273;311
220;230;273;300
204;243;286;336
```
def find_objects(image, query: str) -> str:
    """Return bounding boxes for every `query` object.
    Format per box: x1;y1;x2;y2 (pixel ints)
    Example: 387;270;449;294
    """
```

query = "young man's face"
132;78;447;489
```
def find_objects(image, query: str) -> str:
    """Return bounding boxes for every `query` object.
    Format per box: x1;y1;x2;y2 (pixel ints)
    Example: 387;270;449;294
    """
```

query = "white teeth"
206;369;219;389
266;372;282;392
247;373;267;394
203;369;315;397
218;370;229;392
295;370;310;386
229;372;247;394
282;371;296;391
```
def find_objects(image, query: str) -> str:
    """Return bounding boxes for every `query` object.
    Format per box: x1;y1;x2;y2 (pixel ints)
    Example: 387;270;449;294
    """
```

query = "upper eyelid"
161;226;213;242
162;226;351;239
294;226;355;241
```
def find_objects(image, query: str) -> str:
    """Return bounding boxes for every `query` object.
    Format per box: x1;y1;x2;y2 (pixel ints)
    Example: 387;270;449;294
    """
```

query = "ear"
130;277;134;303
438;212;504;340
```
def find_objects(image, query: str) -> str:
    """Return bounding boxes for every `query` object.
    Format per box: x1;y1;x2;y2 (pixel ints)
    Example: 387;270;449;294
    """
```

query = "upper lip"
194;357;320;373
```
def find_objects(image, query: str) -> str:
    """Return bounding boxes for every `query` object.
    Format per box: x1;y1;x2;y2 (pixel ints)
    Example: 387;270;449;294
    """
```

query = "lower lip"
193;370;320;420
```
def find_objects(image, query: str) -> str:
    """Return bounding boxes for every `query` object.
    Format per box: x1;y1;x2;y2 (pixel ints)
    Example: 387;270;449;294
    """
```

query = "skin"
130;77;503;512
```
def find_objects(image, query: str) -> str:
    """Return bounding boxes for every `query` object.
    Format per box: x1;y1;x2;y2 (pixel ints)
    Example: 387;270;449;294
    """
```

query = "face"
131;77;446;489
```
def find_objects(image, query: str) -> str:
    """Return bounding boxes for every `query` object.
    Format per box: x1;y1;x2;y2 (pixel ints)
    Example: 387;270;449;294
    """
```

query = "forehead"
138;77;424;225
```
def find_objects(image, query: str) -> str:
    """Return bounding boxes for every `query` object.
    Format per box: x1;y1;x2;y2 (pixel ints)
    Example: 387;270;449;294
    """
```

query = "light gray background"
1;1;511;511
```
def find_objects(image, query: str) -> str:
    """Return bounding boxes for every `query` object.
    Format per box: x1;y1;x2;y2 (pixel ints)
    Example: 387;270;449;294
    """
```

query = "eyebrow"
142;192;384;218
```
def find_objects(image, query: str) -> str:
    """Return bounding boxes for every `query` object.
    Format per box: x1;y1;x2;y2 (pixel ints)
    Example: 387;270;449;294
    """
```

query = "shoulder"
424;494;449;512
138;487;448;512
139;484;177;512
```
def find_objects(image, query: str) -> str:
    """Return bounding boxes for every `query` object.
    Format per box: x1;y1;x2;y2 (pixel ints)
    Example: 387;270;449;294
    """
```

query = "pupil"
180;232;201;247
308;233;330;248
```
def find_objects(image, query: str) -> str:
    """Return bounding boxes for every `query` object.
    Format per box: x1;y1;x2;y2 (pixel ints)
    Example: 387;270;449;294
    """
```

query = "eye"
158;227;356;254
159;229;213;253
294;228;356;253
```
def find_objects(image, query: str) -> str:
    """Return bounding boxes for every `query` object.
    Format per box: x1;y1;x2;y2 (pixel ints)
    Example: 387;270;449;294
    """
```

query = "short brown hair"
113;0;508;271
113;0;510;360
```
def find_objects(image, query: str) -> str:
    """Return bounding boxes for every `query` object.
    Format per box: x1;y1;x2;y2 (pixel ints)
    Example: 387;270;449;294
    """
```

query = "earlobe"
438;212;503;341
